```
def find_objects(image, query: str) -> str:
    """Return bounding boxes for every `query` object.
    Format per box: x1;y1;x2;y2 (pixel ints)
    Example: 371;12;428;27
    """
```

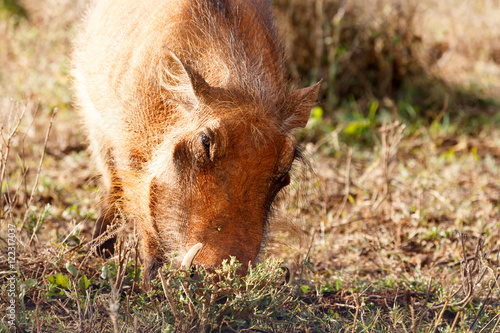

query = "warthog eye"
281;173;291;188
269;172;291;202
200;133;210;157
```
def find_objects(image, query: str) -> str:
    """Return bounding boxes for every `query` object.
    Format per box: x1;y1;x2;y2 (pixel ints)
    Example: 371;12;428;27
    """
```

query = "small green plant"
157;258;299;331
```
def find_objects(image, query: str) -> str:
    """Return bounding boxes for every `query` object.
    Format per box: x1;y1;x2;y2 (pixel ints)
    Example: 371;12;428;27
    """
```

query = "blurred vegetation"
273;0;500;133
0;0;26;18
276;0;422;104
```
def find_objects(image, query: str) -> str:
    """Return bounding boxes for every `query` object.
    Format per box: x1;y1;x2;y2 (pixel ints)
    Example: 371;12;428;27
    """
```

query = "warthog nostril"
180;243;203;270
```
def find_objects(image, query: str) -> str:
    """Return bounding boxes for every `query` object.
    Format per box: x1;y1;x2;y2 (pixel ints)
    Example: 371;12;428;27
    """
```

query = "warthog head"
142;50;321;282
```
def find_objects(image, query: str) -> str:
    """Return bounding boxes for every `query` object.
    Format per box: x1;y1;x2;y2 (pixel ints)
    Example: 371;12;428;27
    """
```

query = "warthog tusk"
180;243;203;270
283;263;294;284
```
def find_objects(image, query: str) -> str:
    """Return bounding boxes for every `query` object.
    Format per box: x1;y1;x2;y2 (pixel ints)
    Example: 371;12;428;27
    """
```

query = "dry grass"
418;0;500;96
0;0;499;332
275;0;500;120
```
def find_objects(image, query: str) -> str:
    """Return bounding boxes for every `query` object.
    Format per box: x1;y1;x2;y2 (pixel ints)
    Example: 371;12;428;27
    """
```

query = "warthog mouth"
180;243;203;270
179;243;294;283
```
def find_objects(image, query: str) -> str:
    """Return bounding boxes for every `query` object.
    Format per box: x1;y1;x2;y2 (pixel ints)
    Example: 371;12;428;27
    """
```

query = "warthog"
72;0;320;286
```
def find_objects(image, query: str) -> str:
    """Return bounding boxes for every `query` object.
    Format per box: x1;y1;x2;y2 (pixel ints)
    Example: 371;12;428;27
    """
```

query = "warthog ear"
282;80;322;131
160;47;212;108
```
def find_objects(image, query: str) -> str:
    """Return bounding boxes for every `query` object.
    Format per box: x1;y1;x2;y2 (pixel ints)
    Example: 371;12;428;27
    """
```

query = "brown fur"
72;0;320;286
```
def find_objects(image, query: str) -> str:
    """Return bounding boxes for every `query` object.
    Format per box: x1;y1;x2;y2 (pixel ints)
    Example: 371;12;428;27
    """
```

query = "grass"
274;0;500;129
1;0;499;332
